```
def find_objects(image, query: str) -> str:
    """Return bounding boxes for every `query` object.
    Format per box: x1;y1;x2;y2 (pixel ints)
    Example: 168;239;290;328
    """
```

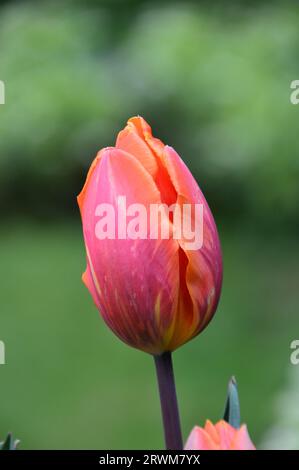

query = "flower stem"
154;352;183;450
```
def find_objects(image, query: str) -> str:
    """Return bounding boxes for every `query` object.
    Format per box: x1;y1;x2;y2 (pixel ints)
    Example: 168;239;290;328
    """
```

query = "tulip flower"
185;420;256;450
78;116;222;450
78;116;222;354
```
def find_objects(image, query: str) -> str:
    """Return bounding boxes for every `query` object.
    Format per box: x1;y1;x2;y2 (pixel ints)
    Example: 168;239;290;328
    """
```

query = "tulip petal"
82;263;101;311
215;420;236;449
162;145;222;337
81;147;180;354
117;117;177;206
232;425;256;450
205;419;221;444
116;120;158;178
185;426;219;450
77;148;108;215
128;116;165;158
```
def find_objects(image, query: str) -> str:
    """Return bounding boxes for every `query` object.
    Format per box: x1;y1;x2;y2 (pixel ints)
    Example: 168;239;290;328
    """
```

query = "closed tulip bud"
185;420;256;450
78;116;222;355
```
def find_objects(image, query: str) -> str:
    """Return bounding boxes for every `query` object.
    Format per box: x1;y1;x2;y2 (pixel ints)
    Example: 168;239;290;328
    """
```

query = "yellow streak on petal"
86;247;102;298
201;287;215;328
154;292;161;328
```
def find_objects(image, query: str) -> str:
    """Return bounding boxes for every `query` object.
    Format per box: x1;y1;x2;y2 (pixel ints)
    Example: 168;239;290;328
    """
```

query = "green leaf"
0;433;20;450
223;376;241;429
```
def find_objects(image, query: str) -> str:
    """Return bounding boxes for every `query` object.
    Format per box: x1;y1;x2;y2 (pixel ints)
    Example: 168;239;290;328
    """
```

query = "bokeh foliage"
0;0;298;225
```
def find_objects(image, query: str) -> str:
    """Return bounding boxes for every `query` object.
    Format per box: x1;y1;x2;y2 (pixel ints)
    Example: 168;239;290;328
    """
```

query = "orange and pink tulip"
185;420;256;450
78;116;222;354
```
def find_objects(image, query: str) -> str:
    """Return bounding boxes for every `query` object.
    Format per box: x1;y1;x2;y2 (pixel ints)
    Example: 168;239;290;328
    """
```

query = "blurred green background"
0;0;298;449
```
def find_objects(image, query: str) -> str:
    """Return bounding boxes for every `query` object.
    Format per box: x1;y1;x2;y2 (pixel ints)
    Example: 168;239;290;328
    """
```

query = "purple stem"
154;352;183;450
